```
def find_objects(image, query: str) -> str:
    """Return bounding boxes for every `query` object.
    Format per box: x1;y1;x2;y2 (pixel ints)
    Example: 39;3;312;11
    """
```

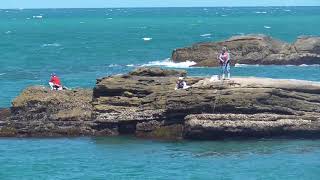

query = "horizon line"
1;5;320;10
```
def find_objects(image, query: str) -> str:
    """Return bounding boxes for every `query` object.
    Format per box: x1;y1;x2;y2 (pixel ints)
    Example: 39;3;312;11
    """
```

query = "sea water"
1;7;320;179
1;7;320;107
0;137;320;179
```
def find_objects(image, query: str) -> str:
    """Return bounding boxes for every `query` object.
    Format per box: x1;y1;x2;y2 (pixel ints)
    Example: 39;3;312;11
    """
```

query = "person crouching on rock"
175;77;190;90
49;73;63;91
218;47;231;79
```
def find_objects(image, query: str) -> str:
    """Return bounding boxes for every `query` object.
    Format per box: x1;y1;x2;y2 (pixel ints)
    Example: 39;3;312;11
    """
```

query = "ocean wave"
142;59;197;68
299;64;320;67
200;33;212;37
235;63;260;67
235;64;320;67
142;37;152;41
107;64;121;67
42;43;61;47
33;15;43;19
264;26;271;29
0;73;6;76
255;11;267;14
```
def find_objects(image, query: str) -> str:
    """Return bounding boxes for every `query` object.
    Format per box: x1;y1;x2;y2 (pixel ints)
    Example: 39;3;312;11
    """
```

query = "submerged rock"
172;34;320;66
1;68;320;139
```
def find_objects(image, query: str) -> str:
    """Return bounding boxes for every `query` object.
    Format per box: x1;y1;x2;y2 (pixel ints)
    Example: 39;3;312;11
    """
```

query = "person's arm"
218;54;224;62
227;53;230;63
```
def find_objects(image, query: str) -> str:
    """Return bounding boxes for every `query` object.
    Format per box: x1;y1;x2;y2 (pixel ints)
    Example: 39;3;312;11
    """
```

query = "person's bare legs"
49;82;54;90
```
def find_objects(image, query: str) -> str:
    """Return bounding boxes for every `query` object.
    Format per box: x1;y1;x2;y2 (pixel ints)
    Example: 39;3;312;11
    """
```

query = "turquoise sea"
1;7;320;179
1;137;320;179
1;7;320;107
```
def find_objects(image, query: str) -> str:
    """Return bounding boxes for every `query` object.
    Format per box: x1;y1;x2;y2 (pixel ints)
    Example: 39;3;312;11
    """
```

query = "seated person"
49;73;63;90
175;77;190;90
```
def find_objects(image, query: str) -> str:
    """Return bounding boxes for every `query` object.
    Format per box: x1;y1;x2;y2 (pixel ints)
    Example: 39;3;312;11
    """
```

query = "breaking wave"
255;11;267;14
42;43;61;47
142;59;197;68
299;64;320;67
200;33;212;37
235;64;260;67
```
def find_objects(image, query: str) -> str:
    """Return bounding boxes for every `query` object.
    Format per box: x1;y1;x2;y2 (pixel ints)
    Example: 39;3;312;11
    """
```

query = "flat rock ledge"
172;34;320;66
1;67;320;140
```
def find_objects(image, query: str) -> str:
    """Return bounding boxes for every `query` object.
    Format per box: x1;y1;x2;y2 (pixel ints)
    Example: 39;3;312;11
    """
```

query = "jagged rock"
184;114;320;139
93;71;320;139
4;86;95;137
2;68;320;139
172;34;320;66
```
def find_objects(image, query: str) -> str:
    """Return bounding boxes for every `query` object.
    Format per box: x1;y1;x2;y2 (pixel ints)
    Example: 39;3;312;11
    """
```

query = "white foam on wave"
142;59;197;68
299;64;320;67
264;26;271;29
284;9;291;12
126;64;134;67
108;64;120;67
200;33;212;37
107;18;113;20
142;37;152;41
42;43;61;47
33;15;43;19
235;63;260;67
5;31;11;34
255;11;267;14
0;73;6;76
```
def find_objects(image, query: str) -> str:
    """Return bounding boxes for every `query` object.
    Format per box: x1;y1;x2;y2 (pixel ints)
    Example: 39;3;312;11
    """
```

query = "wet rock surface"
172;34;320;66
1;68;320;139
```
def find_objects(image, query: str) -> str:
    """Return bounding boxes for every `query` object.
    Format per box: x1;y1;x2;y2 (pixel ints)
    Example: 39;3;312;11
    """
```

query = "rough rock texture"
93;67;195;139
2;68;320;139
172;34;320;66
185;114;320;139
93;68;320;139
2;86;94;137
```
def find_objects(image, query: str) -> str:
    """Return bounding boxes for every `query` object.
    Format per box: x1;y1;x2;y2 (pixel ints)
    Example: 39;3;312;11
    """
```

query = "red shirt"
50;76;61;86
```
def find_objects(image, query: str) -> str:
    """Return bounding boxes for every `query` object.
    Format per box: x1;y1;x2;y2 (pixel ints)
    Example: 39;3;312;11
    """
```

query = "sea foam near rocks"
142;59;197;68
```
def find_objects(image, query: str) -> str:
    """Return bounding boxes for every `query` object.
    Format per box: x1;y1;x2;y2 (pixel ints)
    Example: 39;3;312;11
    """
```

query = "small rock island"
1;67;320;140
172;34;320;66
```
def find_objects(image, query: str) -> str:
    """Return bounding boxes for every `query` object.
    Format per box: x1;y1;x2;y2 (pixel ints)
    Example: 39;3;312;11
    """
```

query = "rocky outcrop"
93;68;320;139
1;68;320;139
172;34;320;66
3;87;94;137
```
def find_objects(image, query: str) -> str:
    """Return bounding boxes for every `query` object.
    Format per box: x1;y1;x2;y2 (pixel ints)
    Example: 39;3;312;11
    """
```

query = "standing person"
218;47;231;79
49;73;62;90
